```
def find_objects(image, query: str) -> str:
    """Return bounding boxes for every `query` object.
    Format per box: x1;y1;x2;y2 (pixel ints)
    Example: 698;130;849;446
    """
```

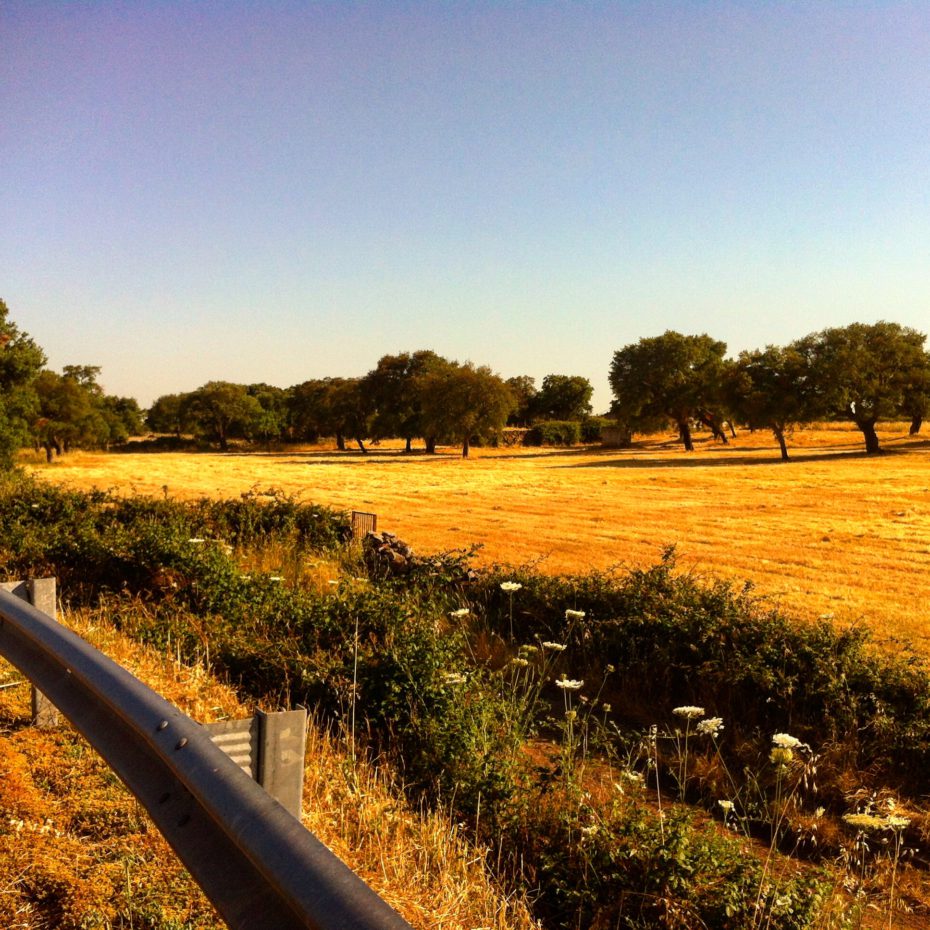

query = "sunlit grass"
26;422;930;649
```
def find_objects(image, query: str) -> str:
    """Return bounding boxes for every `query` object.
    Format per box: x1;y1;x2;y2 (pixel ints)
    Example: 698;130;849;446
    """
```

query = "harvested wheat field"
24;422;930;649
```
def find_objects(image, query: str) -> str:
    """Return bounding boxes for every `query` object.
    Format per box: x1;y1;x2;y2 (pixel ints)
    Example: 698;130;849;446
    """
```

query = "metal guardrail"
0;586;413;930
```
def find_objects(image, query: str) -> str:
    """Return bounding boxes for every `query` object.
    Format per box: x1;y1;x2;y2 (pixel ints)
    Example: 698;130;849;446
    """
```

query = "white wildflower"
449;608;470;619
269;575;284;582
886;815;911;830
187;537;206;544
542;641;567;652
500;581;523;592
673;705;705;719
565;609;586;621
555;676;584;690
843;812;885;831
772;733;803;750
696;717;724;737
718;800;735;814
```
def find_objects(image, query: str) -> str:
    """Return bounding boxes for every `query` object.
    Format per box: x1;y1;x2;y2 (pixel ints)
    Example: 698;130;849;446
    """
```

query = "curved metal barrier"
0;586;412;930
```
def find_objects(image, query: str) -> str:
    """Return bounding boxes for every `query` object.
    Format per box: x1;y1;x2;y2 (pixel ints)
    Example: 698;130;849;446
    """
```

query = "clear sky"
3;1;928;411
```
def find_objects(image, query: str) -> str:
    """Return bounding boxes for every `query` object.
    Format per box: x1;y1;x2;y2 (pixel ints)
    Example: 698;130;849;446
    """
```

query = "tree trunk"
727;420;737;438
404;437;413;453
773;427;789;461
462;436;470;458
910;415;923;435
336;433;346;451
858;419;881;454
44;442;55;463
355;437;368;454
678;421;694;452
425;436;437;454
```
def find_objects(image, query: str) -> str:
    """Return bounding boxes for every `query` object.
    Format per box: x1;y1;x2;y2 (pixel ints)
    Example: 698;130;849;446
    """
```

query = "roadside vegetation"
2;475;930;928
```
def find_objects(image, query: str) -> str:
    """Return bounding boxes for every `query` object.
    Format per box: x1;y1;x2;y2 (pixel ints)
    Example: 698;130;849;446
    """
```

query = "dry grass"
25;422;930;649
0;609;536;930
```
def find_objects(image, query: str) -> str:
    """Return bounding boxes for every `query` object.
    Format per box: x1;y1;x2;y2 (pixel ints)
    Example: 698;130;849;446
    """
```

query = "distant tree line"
610;322;930;458
146;351;599;458
0;300;143;466
2;298;927;466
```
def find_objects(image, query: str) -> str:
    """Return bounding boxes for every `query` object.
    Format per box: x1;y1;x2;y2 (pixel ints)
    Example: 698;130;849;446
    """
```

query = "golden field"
24;423;930;649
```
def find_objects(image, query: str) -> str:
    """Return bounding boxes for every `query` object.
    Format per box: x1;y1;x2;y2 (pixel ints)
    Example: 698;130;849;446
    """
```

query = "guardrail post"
0;577;60;727
205;708;307;818
258;707;308;818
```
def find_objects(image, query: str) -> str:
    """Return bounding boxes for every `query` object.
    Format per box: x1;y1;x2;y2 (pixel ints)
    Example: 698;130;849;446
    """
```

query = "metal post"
0;577;60;727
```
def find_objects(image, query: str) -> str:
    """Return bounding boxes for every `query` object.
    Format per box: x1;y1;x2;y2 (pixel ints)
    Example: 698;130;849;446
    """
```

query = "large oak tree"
793;322;930;453
609;331;728;451
419;362;514;458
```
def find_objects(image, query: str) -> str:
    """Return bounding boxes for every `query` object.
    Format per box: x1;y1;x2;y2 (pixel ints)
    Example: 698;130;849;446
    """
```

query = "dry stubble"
25;423;930;649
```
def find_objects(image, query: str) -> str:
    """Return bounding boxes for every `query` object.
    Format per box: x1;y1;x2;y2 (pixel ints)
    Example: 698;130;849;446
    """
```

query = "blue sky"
3;1;928;411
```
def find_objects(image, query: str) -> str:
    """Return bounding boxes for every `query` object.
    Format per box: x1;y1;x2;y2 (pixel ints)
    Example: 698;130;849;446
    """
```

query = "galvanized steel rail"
0;586;412;930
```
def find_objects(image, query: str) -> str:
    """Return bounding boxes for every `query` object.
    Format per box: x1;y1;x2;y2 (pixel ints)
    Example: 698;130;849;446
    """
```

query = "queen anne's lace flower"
542;641;567;651
673;705;705;719
500;581;522;592
555;676;584;690
565;609;586;620
697;717;724;737
772;733;803;749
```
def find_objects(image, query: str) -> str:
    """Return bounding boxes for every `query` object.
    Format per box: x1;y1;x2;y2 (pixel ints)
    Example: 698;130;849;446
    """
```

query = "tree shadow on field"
562;447;882;469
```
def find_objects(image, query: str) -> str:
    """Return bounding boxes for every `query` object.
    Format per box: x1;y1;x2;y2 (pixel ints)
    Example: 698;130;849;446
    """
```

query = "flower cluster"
673;705;705;719
772;733;804;750
500;581;522;593
565;609;586;620
555;676;584;691
696;716;724;737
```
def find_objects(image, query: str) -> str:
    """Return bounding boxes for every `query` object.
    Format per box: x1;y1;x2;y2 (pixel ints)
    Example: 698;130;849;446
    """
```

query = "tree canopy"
361;350;452;451
793;322;930;453
724;345;815;461
419;362;514;457
609;331;728;451
528;374;593;422
0;300;45;467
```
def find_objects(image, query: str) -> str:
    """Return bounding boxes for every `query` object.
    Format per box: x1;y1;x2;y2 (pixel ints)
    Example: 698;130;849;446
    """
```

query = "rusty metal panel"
351;511;378;539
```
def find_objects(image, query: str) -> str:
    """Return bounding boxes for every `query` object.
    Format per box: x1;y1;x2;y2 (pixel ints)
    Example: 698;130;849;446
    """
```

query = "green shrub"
579;416;613;443
524;421;581;446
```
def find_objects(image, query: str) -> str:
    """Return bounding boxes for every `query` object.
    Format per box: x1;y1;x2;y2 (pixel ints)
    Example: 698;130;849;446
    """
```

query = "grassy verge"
1;473;928;927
